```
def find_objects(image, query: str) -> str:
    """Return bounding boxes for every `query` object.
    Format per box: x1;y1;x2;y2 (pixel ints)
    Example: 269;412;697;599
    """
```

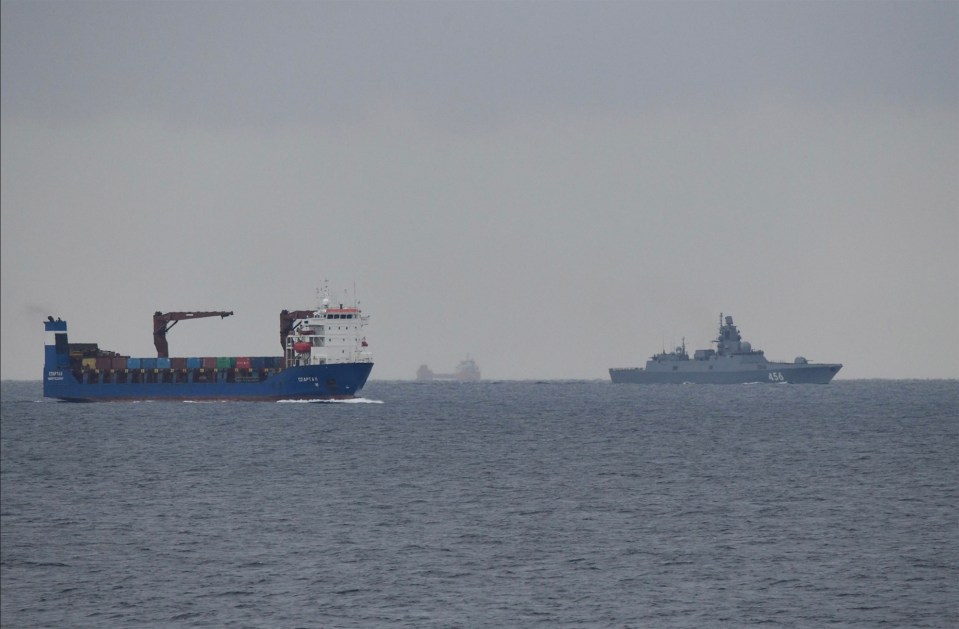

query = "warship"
609;314;842;384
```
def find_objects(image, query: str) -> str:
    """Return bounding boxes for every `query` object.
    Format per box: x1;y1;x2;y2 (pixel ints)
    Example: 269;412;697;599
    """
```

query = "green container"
216;356;236;369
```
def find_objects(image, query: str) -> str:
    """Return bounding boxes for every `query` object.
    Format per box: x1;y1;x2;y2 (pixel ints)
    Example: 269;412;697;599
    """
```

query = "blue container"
128;357;141;369
141;358;158;369
157;357;171;369
251;357;267;370
186;357;202;369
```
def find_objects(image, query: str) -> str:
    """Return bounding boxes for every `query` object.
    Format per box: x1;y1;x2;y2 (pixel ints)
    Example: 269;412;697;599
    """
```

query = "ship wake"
276;397;383;404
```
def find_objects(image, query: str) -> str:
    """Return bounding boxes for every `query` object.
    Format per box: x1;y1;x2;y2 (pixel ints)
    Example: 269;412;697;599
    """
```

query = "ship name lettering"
47;371;64;381
298;376;319;383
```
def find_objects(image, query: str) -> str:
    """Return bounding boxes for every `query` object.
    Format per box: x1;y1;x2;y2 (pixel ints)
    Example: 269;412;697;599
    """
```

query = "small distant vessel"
609;314;842;384
42;287;374;401
417;356;481;382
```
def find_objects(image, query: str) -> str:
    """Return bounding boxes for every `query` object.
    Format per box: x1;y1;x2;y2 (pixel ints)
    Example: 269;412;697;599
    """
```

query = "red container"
202;357;217;369
235;357;251;369
171;357;187;369
95;357;112;370
112;356;128;370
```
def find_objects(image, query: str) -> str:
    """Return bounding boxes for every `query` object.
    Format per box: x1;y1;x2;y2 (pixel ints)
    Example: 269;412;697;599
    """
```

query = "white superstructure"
284;294;372;368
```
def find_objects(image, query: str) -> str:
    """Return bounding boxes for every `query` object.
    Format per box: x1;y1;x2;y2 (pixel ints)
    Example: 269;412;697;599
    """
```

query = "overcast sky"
2;0;957;381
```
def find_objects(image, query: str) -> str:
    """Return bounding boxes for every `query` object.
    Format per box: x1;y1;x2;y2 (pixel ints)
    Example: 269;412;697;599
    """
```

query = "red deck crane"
153;311;233;358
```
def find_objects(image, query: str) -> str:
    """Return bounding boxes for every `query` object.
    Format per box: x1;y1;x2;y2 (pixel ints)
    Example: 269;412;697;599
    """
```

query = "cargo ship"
42;295;373;402
416;356;481;382
609;314;842;384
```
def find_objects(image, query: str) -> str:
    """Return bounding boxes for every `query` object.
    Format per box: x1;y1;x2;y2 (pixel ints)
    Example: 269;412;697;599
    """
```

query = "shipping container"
186;357;202;369
141;358;158;369
82;357;97;369
235;357;251;369
95;357;112;370
250;356;280;369
128;357;141;369
113;357;128;370
202;357;217;369
69;343;100;358
216;357;235;369
157;357;172;369
171;357;187;369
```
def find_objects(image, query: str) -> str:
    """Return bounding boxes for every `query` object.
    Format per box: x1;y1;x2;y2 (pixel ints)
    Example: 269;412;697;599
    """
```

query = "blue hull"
43;363;373;402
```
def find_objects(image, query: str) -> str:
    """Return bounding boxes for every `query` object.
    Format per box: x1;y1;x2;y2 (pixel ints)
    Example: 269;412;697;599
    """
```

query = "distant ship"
417;356;481;382
609;314;842;384
43;288;373;401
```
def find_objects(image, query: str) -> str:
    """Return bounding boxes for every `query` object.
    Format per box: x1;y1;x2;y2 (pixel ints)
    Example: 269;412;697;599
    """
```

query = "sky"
2;0;957;381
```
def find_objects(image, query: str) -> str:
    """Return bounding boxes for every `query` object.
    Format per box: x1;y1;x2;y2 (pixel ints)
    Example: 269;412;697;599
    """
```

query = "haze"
2;0;957;381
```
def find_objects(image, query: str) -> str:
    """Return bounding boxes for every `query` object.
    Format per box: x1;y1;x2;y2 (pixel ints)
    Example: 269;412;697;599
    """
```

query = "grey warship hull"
610;314;842;385
609;362;841;384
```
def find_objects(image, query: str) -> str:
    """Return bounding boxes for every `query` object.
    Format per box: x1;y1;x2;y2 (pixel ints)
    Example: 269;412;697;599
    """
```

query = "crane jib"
153;311;234;358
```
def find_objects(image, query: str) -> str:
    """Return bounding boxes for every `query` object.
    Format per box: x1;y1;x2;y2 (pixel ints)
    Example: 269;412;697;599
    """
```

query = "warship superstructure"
609;314;841;384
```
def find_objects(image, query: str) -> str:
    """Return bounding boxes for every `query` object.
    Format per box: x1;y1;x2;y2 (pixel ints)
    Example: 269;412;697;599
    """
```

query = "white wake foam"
275;397;383;404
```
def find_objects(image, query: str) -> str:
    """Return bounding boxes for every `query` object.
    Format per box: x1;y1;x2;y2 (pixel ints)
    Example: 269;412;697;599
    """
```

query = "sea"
1;379;957;628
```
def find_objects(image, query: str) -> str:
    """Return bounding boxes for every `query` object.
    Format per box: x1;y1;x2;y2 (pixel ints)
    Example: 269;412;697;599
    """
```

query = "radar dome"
741;342;751;352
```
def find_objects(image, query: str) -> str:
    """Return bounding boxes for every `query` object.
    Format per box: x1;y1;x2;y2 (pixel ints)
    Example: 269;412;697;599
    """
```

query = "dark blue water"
2;380;957;627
